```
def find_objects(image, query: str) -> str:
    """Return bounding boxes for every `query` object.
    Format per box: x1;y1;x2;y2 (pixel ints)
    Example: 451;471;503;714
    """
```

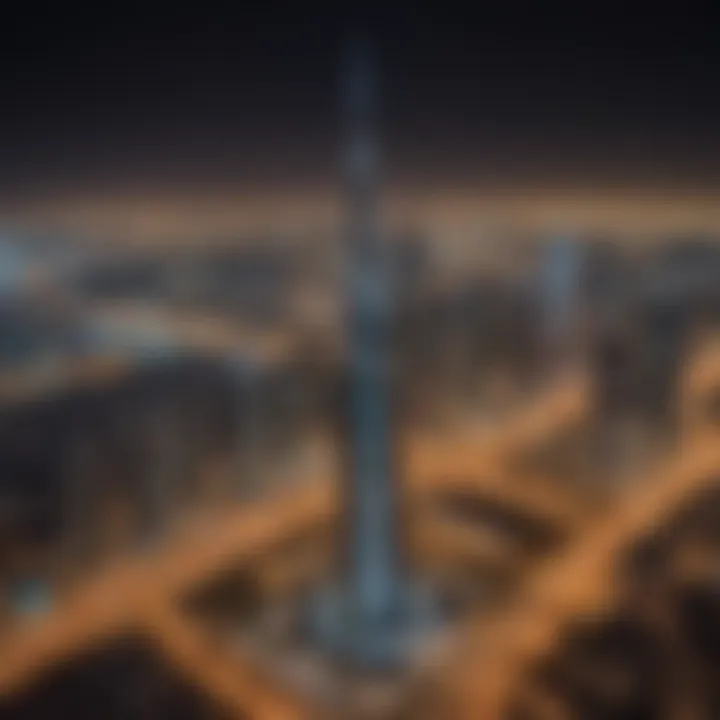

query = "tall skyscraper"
341;39;404;653
312;41;435;670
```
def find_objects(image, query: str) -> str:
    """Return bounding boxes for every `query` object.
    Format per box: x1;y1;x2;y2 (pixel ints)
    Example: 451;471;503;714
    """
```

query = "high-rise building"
313;40;436;670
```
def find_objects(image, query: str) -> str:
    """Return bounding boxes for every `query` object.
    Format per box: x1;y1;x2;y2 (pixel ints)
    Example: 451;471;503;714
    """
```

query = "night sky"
3;3;720;199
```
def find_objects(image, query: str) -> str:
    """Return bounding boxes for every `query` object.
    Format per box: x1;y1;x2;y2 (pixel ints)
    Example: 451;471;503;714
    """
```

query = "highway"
2;339;720;717
0;371;586;704
446;427;720;718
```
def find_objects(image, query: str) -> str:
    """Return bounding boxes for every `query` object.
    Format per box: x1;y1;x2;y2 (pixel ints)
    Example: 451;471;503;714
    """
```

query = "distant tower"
539;237;583;373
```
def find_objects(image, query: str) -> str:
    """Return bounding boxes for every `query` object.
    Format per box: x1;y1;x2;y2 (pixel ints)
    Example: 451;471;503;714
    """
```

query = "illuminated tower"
313;41;434;670
341;38;404;648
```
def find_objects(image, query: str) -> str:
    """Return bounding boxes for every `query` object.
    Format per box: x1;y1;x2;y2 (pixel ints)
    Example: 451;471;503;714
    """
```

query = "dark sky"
3;3;720;197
